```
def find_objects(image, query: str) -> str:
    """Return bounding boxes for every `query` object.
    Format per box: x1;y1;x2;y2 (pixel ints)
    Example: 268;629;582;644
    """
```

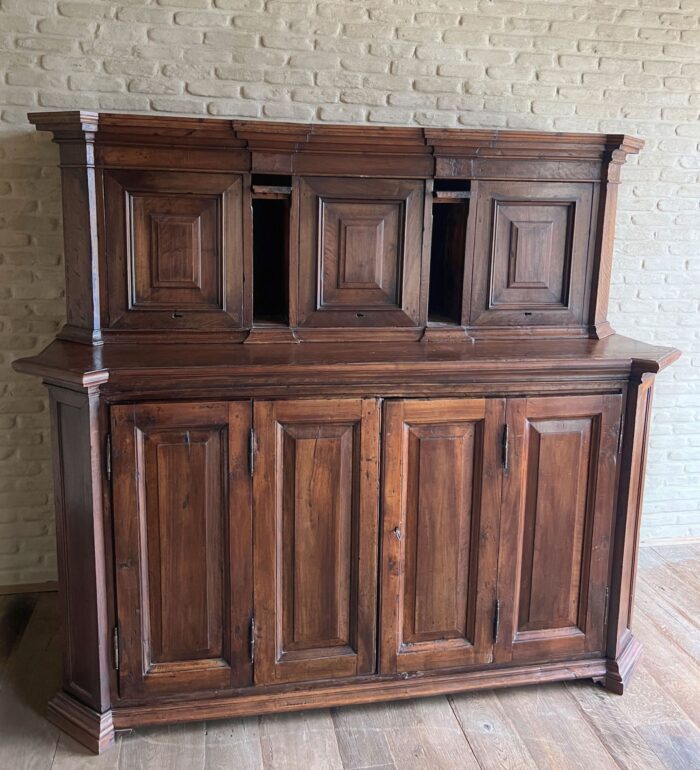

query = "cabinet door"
380;398;504;674
112;402;252;698
104;170;245;330
297;177;425;328
253;398;380;684
496;395;622;663
469;181;595;330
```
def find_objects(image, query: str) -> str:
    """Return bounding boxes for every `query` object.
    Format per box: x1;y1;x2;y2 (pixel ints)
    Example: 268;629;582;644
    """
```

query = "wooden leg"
595;635;643;695
47;691;115;754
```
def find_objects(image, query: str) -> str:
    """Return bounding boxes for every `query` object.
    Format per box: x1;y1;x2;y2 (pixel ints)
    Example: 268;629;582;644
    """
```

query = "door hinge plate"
501;425;509;471
112;626;119;671
105;434;112;481
493;599;501;643
249;428;256;477
249;617;256;663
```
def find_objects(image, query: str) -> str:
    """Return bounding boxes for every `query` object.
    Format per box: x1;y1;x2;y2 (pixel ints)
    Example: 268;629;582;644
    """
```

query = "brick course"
0;0;698;585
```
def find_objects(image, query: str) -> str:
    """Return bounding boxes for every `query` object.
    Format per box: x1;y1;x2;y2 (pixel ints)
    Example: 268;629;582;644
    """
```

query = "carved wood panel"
470;181;595;330
111;402;253;697
496;394;622;663
297;177;425;328
380;398;504;674
253;398;380;684
103;170;245;330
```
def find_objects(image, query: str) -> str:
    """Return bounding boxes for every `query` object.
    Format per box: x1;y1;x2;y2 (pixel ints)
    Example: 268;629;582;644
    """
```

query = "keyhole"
393;527;401;541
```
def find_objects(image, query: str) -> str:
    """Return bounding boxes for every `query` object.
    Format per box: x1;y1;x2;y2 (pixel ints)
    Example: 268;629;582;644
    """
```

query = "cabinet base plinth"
111;657;607;732
595;635;643;695
47;692;115;754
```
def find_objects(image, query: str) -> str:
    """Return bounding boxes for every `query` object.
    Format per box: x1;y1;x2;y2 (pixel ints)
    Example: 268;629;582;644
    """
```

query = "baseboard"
0;580;58;596
47;692;115;754
112;657;607;729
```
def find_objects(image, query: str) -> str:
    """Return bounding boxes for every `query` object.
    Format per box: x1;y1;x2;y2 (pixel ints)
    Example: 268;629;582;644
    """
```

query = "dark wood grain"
253;398;380;685
297;177;425;331
496;394;622;664
111;401;253;698
380;398;503;674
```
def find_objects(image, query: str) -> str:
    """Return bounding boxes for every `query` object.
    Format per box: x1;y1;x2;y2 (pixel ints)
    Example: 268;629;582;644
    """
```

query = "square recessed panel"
470;181;594;330
490;201;574;310
321;201;401;308
298;177;425;328
104;171;244;331
131;194;220;309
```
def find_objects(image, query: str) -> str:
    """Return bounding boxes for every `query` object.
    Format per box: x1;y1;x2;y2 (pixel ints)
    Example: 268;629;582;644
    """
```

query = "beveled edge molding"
595;634;643;695
47;691;115;754
112;657;607;729
27;110;644;162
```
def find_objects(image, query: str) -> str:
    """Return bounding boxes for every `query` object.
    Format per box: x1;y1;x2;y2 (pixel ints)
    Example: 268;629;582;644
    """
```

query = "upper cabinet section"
28;111;643;345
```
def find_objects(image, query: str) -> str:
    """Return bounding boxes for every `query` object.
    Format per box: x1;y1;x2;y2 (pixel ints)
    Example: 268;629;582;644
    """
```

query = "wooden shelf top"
13;335;680;391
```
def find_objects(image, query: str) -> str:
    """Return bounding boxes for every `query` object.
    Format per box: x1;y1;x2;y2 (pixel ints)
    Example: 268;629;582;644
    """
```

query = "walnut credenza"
14;112;679;753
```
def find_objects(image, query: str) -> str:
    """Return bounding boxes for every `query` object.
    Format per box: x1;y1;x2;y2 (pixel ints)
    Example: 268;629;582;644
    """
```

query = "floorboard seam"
446;694;486;770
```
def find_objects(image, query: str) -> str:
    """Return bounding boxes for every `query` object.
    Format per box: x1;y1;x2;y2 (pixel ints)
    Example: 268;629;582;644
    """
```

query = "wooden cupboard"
13;112;679;753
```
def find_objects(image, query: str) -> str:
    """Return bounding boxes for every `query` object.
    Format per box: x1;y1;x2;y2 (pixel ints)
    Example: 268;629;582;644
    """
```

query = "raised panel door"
380;398;504;674
297;177;425;328
496;394;622;663
470;181;595;330
253;398;380;684
103;170;245;331
111;401;253;698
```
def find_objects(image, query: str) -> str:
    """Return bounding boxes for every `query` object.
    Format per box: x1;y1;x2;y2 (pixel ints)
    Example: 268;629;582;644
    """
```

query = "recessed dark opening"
428;199;469;325
433;178;471;193
252;198;289;325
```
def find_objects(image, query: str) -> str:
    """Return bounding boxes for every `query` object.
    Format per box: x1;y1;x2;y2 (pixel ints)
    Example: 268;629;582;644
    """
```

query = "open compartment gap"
252;192;290;326
428;183;470;326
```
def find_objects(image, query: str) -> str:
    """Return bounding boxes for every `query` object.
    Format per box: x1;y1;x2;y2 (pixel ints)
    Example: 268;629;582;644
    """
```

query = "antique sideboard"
13;112;679;753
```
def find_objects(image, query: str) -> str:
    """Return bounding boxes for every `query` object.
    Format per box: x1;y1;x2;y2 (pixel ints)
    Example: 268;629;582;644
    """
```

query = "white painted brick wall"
0;0;698;586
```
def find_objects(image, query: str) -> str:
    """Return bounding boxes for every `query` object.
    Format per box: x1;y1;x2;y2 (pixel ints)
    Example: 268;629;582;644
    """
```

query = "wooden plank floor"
0;544;698;769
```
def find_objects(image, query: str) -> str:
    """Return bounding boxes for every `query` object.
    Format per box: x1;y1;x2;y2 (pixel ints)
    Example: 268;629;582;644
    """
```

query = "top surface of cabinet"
29;111;644;346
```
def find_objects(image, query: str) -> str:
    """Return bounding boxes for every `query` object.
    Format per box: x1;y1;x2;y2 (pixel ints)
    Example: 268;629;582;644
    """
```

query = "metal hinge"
501;424;509;471
112;626;119;671
249;617;256;663
105;434;112;481
249;428;256;477
492;599;501;643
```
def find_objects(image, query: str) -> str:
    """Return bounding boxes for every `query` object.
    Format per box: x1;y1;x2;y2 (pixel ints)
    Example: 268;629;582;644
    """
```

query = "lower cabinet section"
109;393;622;701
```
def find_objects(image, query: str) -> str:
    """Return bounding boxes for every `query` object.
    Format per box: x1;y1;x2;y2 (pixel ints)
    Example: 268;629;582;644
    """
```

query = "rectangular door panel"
104;170;245;330
470;181;595;329
112;402;252;698
297;177;425;327
254;398;380;685
380;398;504;674
496;395;622;663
